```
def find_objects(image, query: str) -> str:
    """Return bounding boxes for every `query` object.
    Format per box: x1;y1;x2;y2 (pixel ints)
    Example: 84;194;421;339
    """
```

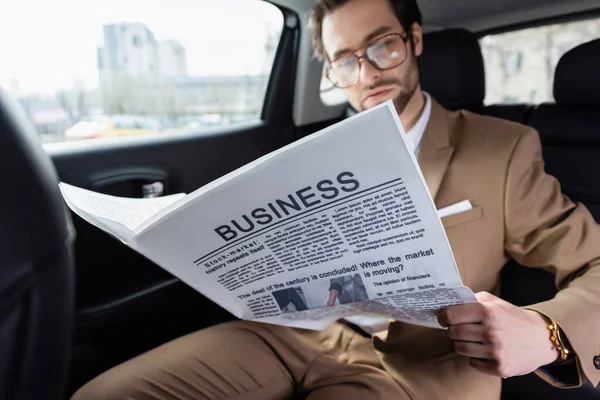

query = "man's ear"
411;22;424;57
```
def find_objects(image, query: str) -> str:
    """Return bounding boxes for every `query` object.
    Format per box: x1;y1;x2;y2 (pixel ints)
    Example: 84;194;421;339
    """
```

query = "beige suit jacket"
373;98;600;399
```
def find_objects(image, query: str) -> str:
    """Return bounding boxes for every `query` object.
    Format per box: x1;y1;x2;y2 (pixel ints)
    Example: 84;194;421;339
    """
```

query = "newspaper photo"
59;100;477;331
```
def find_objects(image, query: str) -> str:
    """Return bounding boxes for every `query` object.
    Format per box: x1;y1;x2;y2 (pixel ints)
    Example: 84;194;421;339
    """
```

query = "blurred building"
168;75;268;115
95;23;268;121
97;23;187;85
157;40;188;78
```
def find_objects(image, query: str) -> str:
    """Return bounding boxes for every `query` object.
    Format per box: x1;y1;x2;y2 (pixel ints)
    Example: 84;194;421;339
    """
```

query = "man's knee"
71;321;294;400
71;373;141;400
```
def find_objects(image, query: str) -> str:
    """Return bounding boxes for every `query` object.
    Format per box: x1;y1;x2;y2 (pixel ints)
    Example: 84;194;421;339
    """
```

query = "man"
73;0;600;399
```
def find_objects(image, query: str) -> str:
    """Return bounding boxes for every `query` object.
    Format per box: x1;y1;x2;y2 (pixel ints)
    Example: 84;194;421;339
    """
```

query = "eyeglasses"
325;33;409;89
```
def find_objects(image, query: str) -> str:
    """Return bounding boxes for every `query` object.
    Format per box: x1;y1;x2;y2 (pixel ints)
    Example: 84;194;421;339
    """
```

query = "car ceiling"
273;0;600;32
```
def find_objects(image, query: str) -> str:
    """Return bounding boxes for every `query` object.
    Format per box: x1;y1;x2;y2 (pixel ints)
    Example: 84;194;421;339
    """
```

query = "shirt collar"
404;91;432;155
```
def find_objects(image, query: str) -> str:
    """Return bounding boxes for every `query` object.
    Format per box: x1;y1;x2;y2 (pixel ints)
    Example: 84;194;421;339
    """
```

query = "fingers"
447;323;486;342
453;341;491;359
442;292;527;379
437;303;484;327
474;291;498;303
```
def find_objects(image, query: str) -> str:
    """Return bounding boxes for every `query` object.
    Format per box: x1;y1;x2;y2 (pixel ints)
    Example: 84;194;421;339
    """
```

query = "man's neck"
399;88;426;133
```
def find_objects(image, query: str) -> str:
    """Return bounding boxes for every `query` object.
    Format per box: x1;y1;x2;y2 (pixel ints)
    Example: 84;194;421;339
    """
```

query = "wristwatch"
548;319;574;361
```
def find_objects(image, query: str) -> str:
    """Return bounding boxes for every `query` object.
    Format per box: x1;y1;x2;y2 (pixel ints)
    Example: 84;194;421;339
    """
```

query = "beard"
361;53;420;113
392;56;419;114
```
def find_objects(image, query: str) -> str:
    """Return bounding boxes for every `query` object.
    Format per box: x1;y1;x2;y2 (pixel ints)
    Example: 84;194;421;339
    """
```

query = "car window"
481;17;600;104
0;0;283;143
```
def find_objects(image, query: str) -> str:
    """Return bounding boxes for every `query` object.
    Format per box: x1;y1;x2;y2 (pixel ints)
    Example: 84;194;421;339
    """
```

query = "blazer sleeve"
503;128;600;388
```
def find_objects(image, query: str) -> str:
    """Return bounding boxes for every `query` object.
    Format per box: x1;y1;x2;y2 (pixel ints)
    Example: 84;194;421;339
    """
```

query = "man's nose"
359;59;381;86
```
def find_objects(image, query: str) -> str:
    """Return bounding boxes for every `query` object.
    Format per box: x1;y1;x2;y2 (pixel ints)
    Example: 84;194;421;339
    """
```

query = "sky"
0;0;283;94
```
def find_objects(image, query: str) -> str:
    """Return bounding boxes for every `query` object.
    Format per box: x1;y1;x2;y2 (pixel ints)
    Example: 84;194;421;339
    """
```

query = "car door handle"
90;167;170;198
141;181;165;198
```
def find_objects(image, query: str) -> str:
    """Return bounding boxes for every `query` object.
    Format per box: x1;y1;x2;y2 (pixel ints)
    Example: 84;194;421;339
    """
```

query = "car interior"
1;0;599;399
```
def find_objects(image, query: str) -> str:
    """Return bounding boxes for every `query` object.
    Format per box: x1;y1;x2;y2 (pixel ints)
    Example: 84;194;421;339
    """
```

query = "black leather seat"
485;103;535;125
0;90;75;399
529;38;600;221
419;28;485;113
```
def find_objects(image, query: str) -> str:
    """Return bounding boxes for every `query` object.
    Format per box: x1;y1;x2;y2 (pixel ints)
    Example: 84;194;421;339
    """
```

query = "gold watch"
547;319;574;361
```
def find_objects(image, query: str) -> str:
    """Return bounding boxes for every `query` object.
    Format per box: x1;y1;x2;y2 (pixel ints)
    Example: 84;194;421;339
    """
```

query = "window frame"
260;4;300;122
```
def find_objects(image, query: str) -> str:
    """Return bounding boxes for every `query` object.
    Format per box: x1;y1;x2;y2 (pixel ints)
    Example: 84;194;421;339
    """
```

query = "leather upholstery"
0;89;75;400
553;39;600;105
418;28;485;112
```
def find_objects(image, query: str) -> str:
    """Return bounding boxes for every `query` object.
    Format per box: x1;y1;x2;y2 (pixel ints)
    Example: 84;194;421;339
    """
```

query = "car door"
1;0;299;395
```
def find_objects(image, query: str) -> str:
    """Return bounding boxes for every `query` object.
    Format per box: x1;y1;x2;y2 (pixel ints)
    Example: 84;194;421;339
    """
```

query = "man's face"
321;0;423;112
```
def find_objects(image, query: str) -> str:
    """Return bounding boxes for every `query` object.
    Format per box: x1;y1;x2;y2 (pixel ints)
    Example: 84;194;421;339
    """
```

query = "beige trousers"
71;320;411;399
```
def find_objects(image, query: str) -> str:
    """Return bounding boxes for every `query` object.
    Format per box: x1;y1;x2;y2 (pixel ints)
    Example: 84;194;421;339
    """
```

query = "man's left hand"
437;291;559;378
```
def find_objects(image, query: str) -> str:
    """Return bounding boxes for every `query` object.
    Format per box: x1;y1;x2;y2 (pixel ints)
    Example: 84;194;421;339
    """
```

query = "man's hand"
437;291;559;378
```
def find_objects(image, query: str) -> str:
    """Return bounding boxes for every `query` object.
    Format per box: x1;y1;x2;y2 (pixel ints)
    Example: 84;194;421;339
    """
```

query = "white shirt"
404;91;432;156
344;91;433;334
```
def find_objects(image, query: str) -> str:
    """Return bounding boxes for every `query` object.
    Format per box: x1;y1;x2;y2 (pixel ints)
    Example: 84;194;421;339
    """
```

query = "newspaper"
59;100;477;331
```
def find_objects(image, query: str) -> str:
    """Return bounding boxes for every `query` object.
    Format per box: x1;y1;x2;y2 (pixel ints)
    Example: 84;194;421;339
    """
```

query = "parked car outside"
64;115;162;140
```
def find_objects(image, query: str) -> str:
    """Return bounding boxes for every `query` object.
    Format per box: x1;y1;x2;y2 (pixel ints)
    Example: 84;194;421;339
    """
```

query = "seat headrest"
0;90;73;259
419;28;485;111
554;38;600;105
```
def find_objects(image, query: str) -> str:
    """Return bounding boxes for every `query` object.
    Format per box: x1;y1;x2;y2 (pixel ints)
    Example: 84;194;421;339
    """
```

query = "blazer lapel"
417;98;454;201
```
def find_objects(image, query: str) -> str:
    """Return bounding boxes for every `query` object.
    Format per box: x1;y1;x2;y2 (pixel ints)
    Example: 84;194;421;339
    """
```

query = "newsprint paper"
59;100;477;331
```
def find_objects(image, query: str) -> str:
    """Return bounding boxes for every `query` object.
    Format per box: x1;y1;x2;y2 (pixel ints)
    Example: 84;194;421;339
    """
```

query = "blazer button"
594;356;600;370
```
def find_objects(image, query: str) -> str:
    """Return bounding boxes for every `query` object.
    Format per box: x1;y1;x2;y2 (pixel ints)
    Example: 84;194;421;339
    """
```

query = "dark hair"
308;0;422;60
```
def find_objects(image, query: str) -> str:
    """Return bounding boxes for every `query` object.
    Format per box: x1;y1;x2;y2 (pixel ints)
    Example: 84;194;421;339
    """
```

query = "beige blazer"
373;98;600;399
